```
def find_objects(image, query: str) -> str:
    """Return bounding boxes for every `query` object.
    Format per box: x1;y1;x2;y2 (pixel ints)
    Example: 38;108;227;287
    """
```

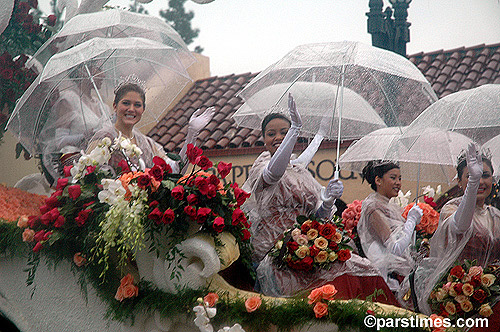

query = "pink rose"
17;215;29;228
321;284;338;301
22;228;35;242
313;302;329;318
204;293;219;307
308;287;323;304
244;296;262;312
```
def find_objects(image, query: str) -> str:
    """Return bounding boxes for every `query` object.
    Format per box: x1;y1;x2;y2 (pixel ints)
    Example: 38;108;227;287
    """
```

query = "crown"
456;146;492;166
372;159;399;168
114;74;147;94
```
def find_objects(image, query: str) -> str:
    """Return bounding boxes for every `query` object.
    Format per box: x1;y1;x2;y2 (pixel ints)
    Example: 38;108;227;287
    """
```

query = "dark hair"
456;152;494;180
113;83;146;108
361;160;400;191
261;113;291;137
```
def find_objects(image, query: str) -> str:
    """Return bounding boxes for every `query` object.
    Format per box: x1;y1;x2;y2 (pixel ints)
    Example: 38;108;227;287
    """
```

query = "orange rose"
204;292;219;307
121;283;139;299
313;301;329;318
245;296;262;312
308;287;323;304
73;252;87;267
120;273;135;286
321;284;338;301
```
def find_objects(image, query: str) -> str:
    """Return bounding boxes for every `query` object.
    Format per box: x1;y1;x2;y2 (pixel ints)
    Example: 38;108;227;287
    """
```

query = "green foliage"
159;0;204;53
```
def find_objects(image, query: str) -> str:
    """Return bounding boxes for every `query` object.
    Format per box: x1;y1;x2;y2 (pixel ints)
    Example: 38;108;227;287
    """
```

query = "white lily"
389;190;412;207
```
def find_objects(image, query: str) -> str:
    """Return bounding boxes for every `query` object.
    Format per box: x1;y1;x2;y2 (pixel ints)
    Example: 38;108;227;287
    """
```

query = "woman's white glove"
316;179;343;218
262;94;302;185
291;133;324;167
390;203;422;256
452;143;482;234
180;107;215;173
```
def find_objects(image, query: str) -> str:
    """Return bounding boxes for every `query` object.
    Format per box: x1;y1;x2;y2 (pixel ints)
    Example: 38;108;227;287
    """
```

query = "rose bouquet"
428;259;500;321
270;215;352;272
341;200;364;256
402;201;440;253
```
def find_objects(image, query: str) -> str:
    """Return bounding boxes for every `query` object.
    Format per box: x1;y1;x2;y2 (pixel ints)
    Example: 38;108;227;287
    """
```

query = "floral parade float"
0;137;442;332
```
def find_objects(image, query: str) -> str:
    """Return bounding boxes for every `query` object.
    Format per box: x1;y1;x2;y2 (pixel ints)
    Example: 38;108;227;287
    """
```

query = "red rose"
28;216;40;228
171;185;185;200
34;230;45;242
49;207;60;221
195;155;213;170
232;208;247;226
63;165;73;177
298;257;314;271
453;282;463;295
56;178;69;190
148;207;163;224
153;156;168;172
40;211;52;225
217;162;232;179
195;176;210;196
68;185;82;200
208;174;220;186
241;229;251;241
54;215;66;228
137;175;151;189
319;223;335;240
196;207;212;224
213;216;225;232
186;144;203;164
470;275;482;288
301;222;311;233
234;186;250;206
148;165;164;181
309;245;320;257
47;14;57;26
39;204;49;215
206;184;217;199
311;220;321;230
149;200;159;208
42;231;52;241
184;205;197;219
450;265;465;279
44;195;60;208
423;195;437;208
187;194;198;205
473;289;487;303
337;249;351;262
162;209;175;224
86;165;96;174
118;160;131;174
33;242;43;253
75;209;92;226
287;241;299;252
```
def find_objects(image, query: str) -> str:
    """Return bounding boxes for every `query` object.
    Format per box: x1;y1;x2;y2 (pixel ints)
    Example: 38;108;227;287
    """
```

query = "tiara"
372;159;399;168
456;147;492;165
114;74;147;94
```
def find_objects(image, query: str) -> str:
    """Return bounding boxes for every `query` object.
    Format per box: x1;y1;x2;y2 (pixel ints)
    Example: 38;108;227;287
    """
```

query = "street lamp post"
367;0;412;57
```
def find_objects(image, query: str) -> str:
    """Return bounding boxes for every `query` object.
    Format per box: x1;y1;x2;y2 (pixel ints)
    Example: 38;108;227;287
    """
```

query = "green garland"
0;219;456;332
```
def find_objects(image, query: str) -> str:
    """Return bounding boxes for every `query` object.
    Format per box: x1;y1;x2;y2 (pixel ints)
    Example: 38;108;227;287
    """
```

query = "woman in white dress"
414;144;500;321
358;160;423;292
243;94;399;305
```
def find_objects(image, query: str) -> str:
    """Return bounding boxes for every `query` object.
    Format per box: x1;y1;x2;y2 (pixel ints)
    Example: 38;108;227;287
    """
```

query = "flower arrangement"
270;215;352;272
428;259;500;321
341;199;362;239
0;184;46;222
307;284;338;318
402;201;440;253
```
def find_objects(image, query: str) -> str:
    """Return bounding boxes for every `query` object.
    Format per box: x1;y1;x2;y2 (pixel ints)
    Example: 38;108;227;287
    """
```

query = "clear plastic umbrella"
401;84;500;147
481;134;500;178
339;126;473;185
234;81;387;140
234;41;438;174
7;36;192;156
27;8;195;69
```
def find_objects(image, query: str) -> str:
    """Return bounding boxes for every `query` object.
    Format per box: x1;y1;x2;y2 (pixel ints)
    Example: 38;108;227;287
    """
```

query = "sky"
38;0;500;77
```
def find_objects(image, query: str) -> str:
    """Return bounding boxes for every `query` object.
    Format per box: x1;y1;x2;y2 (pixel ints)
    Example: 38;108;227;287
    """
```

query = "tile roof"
148;42;500;153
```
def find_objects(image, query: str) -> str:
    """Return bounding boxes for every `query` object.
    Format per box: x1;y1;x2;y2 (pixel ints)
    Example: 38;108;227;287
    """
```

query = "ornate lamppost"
367;0;412;57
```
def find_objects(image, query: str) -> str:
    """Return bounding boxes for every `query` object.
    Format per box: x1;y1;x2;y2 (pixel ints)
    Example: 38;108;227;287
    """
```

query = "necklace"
118;130;135;140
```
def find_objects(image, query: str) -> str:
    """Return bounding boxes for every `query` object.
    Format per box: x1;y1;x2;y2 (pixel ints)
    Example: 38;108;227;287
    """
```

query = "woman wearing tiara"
87;79;214;173
413;144;500;325
243;94;399;304
358;159;423;292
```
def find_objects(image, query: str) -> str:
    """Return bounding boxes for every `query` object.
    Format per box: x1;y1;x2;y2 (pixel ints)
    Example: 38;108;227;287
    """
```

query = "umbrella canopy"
339;126;473;184
234;81;387;140
236;40;437;137
7;37;192;155
401;84;500;146
481;134;500;178
27;8;195;69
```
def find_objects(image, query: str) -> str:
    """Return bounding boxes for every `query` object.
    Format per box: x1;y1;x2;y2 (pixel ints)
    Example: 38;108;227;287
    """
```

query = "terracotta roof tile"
148;43;500;152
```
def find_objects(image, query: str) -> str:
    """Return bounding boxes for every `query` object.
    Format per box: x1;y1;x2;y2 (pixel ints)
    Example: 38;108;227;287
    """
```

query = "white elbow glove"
316;179;343;218
452;143;482;234
262;94;302;185
291;133;324;167
390;203;422;256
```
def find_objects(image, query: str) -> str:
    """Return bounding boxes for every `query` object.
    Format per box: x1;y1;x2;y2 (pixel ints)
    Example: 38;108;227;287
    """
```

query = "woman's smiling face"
114;91;145;128
263;118;290;155
376;167;402;199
